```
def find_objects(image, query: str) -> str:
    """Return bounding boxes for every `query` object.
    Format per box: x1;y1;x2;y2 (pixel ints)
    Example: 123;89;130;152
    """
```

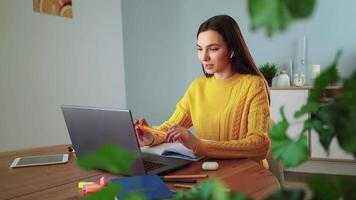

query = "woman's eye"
197;48;202;51
210;48;219;51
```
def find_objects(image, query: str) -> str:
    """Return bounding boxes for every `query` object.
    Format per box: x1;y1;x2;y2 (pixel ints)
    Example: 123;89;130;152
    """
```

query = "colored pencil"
161;174;208;179
162;179;197;184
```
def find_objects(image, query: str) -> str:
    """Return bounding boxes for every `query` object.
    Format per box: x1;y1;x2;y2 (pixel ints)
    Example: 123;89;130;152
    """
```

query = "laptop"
61;105;191;175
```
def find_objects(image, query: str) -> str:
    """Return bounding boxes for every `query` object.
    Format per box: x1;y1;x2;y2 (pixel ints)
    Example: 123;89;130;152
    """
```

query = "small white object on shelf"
276;70;290;87
312;64;321;79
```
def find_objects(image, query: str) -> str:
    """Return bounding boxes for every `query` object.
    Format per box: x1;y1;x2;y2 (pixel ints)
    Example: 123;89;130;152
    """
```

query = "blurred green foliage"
77;144;136;175
248;0;316;37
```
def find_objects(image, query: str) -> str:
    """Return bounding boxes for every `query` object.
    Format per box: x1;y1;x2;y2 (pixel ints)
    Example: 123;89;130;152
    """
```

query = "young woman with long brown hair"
135;15;271;168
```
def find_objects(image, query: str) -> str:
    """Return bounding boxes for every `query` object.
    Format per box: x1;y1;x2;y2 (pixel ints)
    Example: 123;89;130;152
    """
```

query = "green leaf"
340;70;356;111
248;0;292;37
335;111;356;157
229;193;251;200
248;0;316;37
270;107;308;167
77;144;136;175
265;188;305;200
125;193;147;200
333;70;356;157
307;175;356;200
285;0;316;18
269;106;289;141
85;183;121;200
313;102;340;153
294;102;320;118
308;50;341;102
172;179;250;200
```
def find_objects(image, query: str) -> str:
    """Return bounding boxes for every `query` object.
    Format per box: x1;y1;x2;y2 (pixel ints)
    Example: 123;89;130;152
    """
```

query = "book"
141;142;204;161
111;175;173;200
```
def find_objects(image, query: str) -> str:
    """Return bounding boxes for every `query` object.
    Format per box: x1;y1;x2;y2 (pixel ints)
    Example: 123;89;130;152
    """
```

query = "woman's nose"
201;51;209;61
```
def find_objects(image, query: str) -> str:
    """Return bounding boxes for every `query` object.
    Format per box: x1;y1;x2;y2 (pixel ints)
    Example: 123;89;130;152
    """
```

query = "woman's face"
197;30;233;79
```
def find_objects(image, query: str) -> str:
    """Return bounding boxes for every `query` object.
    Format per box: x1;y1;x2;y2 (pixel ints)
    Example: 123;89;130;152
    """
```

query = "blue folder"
111;175;173;200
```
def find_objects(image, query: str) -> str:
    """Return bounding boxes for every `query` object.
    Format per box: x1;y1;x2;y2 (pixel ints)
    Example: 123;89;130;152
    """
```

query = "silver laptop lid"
61;105;146;175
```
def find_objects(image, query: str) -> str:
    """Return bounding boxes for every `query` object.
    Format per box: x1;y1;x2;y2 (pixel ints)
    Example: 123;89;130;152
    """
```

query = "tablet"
10;154;69;168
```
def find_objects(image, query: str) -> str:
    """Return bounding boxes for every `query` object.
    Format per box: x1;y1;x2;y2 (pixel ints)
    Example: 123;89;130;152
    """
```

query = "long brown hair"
197;15;270;102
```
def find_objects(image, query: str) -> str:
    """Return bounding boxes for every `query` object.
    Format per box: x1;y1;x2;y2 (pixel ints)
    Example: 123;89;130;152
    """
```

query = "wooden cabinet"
270;87;354;162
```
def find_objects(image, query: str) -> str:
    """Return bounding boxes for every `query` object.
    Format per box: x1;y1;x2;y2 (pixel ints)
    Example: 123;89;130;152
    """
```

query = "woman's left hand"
166;125;198;151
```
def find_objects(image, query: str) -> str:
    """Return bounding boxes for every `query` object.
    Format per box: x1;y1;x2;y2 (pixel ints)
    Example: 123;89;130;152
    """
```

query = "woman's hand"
133;117;154;146
166;125;198;151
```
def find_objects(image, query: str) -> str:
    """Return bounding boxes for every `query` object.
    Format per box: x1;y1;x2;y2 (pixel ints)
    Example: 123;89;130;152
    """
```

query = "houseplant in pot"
259;62;277;87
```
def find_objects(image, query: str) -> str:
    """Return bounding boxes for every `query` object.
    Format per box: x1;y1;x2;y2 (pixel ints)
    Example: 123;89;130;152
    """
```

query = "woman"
135;15;271;167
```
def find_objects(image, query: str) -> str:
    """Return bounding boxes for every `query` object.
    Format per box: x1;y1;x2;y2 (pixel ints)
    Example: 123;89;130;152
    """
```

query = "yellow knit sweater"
151;73;271;162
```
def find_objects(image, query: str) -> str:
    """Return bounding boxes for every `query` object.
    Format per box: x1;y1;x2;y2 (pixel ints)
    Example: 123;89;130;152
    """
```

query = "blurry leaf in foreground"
248;0;292;37
173;179;249;200
265;188;305;200
85;183;121;200
341;70;356;111
125;193;147;200
269;107;308;168
294;102;319;118
285;0;316;18
307;175;356;200
77;144;136;175
308;102;340;154
335;110;356;158
308;50;341;102
336;70;356;157
248;0;315;37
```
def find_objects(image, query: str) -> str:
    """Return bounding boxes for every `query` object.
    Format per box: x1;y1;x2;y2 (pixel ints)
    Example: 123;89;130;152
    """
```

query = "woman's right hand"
134;117;154;146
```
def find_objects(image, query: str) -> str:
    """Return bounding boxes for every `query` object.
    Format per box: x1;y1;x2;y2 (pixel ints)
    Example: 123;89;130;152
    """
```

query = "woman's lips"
204;64;213;69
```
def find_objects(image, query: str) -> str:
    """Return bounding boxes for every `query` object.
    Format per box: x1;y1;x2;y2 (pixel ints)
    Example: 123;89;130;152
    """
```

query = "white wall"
0;0;126;151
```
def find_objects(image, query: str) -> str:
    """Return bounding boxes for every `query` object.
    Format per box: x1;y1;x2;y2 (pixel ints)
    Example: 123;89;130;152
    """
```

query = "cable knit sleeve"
194;77;271;160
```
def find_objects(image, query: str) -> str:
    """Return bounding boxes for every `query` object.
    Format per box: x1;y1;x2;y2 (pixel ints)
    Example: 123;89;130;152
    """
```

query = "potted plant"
259;62;277;87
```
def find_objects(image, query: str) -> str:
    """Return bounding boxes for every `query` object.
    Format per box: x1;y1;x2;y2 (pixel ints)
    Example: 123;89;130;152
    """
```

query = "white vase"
276;70;290;87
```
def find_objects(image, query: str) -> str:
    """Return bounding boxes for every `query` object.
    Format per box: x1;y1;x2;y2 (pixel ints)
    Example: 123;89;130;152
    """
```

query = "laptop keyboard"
143;160;166;171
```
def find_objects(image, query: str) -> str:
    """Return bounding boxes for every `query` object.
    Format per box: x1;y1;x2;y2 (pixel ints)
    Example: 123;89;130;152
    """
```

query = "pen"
162;179;197;184
161;174;208;179
173;184;231;192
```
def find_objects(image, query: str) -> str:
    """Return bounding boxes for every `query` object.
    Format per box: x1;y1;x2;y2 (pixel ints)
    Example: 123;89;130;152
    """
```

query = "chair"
267;120;285;187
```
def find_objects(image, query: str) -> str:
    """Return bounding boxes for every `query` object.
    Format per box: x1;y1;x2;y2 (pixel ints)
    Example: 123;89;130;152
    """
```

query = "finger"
166;131;177;143
138;117;149;126
172;134;181;142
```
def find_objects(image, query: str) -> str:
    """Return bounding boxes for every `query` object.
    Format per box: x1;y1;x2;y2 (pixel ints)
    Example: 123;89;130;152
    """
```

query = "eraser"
99;176;108;186
202;161;219;170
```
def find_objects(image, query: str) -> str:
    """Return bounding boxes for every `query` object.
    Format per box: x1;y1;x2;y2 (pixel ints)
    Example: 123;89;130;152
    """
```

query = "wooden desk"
0;145;279;200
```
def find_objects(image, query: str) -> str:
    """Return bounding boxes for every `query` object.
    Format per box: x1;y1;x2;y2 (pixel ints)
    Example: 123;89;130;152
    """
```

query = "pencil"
173;184;195;189
173;184;231;192
137;125;166;136
161;174;208;179
162;179;197;184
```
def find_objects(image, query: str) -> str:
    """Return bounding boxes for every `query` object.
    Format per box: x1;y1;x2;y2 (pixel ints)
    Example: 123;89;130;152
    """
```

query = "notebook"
141;142;204;161
111;175;173;200
61;105;191;175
